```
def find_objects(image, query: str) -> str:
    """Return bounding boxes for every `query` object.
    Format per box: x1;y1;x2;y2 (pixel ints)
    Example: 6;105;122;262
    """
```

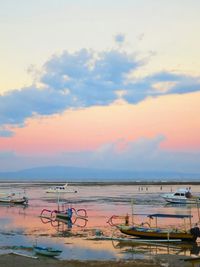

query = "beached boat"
162;188;200;204
46;183;77;193
117;213;200;242
0;192;28;204
33;246;62;257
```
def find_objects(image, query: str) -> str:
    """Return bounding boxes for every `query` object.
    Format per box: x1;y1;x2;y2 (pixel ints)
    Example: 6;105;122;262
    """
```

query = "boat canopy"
147;213;193;219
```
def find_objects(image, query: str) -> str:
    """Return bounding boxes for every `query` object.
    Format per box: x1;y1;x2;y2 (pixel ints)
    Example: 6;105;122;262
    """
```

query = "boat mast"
197;199;200;222
131;199;134;224
57;192;60;212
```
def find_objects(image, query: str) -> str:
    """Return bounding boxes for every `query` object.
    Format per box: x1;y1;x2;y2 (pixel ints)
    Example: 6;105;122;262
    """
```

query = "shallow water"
0;182;200;260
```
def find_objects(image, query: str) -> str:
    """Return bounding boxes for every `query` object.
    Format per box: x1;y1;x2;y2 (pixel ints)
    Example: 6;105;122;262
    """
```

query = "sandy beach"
0;254;193;267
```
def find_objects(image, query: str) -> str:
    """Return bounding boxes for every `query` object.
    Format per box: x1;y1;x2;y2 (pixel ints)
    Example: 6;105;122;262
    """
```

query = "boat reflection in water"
0;201;28;208
112;239;200;258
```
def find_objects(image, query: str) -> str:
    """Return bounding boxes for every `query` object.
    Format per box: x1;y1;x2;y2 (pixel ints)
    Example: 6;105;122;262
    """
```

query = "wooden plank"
11;252;38;259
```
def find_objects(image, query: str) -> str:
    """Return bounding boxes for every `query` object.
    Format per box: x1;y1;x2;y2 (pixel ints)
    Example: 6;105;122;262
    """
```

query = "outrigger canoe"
118;214;200;242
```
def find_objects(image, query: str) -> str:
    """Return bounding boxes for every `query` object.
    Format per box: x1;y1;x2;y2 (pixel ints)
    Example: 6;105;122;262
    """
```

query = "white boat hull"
46;189;77;193
164;197;200;204
0;196;28;204
162;189;200;204
46;183;77;193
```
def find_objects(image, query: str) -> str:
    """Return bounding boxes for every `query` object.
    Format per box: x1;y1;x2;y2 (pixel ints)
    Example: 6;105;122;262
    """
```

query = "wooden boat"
118;213;200;242
33;246;62;257
162;188;200;204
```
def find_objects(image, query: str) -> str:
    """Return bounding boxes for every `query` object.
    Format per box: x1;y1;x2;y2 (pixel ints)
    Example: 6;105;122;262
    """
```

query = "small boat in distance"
46;183;77;193
33;246;62;257
162;188;200;204
0;192;28;205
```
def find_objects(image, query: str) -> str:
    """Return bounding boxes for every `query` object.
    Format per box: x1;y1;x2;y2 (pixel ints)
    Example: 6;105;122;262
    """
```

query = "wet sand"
0;254;189;267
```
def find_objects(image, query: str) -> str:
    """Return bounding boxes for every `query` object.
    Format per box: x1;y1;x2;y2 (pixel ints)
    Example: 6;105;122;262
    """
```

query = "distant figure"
67;208;73;219
160;186;162;190
125;213;129;226
186;188;192;198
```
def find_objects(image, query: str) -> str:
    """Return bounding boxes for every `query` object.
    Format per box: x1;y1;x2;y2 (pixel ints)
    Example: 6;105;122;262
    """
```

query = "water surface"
0;182;200;260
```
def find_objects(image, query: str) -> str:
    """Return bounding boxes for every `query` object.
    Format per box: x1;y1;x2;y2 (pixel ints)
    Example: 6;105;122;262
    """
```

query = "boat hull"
163;197;200;204
56;212;71;220
119;226;196;242
34;246;62;257
46;184;77;193
0;198;28;204
46;189;77;193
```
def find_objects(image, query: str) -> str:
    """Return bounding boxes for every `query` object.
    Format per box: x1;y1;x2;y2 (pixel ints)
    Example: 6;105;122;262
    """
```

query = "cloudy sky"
0;0;200;173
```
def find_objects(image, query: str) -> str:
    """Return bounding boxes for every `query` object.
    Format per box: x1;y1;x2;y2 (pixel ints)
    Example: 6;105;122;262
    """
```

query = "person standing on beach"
125;214;129;226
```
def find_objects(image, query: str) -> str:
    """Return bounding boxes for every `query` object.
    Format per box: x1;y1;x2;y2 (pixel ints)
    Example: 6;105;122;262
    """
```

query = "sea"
0;182;200;261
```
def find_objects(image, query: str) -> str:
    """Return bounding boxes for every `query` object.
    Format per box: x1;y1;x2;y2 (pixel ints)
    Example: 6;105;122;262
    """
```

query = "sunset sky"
0;0;200;173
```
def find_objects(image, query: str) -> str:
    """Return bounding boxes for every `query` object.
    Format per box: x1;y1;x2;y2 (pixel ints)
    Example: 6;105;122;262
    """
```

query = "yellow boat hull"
119;226;195;241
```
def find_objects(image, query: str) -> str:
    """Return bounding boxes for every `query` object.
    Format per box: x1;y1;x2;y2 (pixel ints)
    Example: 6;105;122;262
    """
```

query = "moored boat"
46;183;77;193
55;207;73;220
162;188;200;204
33;246;62;257
0;192;28;204
117;213;200;242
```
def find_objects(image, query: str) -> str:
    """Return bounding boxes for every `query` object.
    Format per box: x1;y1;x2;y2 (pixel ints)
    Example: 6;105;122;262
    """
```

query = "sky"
0;0;200;173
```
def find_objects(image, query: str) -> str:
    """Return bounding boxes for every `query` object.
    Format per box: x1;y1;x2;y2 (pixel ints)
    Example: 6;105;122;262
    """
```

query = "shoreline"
0;180;200;186
0;254;190;267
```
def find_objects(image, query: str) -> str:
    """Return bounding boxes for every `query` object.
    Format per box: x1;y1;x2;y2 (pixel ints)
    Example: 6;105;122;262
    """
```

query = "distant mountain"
0;166;199;182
